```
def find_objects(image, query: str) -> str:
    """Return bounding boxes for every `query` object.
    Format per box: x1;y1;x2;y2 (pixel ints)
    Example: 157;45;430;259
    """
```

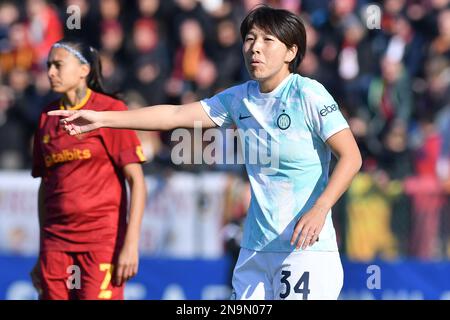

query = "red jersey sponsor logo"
44;148;92;167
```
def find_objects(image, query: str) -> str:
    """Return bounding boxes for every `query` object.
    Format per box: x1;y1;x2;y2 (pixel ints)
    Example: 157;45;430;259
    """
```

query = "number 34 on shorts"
231;249;343;300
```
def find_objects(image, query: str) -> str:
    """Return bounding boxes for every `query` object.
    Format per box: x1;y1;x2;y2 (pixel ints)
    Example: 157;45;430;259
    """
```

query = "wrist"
313;202;330;216
123;236;140;247
98;111;107;128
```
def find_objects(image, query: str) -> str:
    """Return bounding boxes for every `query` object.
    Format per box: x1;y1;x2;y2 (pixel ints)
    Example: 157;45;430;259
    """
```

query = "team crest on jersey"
42;134;50;144
277;110;291;130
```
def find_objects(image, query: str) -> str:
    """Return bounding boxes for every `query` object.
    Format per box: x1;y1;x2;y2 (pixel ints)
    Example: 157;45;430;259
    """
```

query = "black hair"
51;38;119;99
240;5;307;73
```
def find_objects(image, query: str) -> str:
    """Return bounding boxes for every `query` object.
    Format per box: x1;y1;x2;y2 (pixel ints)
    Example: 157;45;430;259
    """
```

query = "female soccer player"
30;39;147;300
49;6;362;300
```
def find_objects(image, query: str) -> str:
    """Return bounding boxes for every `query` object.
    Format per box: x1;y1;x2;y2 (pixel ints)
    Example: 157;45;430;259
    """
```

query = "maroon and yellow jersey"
32;89;146;252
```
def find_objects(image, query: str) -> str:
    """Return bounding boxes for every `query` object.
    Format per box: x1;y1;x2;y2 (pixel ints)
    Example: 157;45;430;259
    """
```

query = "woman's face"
47;47;89;93
242;25;296;89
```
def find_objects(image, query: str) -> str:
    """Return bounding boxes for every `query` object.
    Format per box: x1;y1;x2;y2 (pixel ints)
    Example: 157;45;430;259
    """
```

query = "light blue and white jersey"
200;74;349;252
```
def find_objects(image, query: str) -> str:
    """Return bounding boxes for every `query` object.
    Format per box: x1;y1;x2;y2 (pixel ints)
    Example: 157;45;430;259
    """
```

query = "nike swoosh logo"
239;114;252;120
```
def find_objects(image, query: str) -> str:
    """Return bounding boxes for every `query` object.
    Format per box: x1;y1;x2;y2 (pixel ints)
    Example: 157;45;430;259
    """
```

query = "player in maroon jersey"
30;39;147;300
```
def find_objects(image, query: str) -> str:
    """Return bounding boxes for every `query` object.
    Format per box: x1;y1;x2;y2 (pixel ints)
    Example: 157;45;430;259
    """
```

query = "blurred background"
0;0;449;300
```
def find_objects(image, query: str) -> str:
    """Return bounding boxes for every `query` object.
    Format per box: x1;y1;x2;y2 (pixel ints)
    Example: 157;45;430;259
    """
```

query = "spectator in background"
6;67;37;166
181;58;218;104
26;0;63;66
129;56;167;106
99;20;126;62
297;18;333;88
99;51;125;95
420;51;450;117
0;1;20;49
367;55;412;155
167;18;209;102
380;0;407;33
378;120;414;256
99;0;121;23
385;14;426;79
345;169;400;261
128;17;169;77
134;0;170;48
336;16;374;115
404;113;445;259
136;0;164;21
0;22;35;76
429;8;450;60
0;85;26;169
211;18;245;88
406;0;449;40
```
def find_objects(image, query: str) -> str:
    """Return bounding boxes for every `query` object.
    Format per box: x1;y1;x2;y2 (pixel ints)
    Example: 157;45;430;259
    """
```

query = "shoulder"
294;75;332;100
90;91;128;111
41;99;61;114
293;75;337;113
212;81;253;99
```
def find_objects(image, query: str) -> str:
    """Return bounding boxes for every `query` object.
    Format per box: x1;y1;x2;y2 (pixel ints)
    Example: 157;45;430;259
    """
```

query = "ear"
285;45;298;63
80;64;90;79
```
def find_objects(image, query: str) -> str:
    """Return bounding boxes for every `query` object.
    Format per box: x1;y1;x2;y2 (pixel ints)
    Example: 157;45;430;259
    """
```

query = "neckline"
59;88;92;110
256;73;293;98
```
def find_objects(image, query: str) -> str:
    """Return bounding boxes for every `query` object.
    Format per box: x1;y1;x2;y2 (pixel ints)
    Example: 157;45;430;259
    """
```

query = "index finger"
47;110;76;117
115;264;125;287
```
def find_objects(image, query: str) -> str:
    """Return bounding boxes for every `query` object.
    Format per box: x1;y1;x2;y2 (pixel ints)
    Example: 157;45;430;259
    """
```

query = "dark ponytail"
52;38;120;100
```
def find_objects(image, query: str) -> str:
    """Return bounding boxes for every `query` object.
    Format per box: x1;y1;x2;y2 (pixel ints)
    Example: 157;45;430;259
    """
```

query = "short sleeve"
100;102;146;167
303;81;349;142
200;87;237;128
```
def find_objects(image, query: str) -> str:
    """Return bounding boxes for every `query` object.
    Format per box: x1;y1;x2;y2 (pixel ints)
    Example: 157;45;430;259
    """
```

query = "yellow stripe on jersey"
136;145;146;162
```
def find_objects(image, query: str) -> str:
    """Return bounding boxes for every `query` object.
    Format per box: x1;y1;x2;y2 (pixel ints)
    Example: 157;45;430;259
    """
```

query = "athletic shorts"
39;250;124;300
231;248;343;300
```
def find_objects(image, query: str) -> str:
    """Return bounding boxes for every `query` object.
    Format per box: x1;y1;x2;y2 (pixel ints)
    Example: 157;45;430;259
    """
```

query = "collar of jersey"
59;88;92;110
256;73;293;98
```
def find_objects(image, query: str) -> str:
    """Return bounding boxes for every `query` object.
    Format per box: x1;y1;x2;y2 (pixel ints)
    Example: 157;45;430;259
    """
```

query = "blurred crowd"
0;0;449;261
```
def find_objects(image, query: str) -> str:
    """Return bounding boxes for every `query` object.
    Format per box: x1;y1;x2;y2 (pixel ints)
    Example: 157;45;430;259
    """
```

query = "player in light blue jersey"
48;5;362;300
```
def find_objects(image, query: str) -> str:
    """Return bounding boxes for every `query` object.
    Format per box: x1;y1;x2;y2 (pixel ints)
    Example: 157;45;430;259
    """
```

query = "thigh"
75;251;124;300
273;251;343;300
231;248;273;300
40;251;74;300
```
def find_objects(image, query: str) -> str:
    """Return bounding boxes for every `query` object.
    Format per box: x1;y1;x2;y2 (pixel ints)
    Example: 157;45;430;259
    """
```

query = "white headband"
52;43;89;65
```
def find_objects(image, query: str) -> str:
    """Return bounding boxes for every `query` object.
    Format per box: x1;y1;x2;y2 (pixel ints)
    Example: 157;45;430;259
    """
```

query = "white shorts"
231;248;343;300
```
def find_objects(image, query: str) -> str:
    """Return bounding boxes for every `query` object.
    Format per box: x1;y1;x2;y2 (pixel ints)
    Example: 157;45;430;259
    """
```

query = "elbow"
353;150;363;176
356;151;363;171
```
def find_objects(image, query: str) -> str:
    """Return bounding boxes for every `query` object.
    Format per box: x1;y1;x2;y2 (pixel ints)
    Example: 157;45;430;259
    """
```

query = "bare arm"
48;102;218;135
314;128;362;212
291;128;362;249
115;163;146;286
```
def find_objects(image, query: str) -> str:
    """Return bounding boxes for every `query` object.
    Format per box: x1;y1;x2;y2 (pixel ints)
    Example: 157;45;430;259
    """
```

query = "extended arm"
48;102;218;135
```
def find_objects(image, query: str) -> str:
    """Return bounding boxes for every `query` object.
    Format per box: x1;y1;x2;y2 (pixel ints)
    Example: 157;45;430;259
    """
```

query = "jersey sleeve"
303;81;349;142
31;113;45;178
100;102;147;168
200;86;237;128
